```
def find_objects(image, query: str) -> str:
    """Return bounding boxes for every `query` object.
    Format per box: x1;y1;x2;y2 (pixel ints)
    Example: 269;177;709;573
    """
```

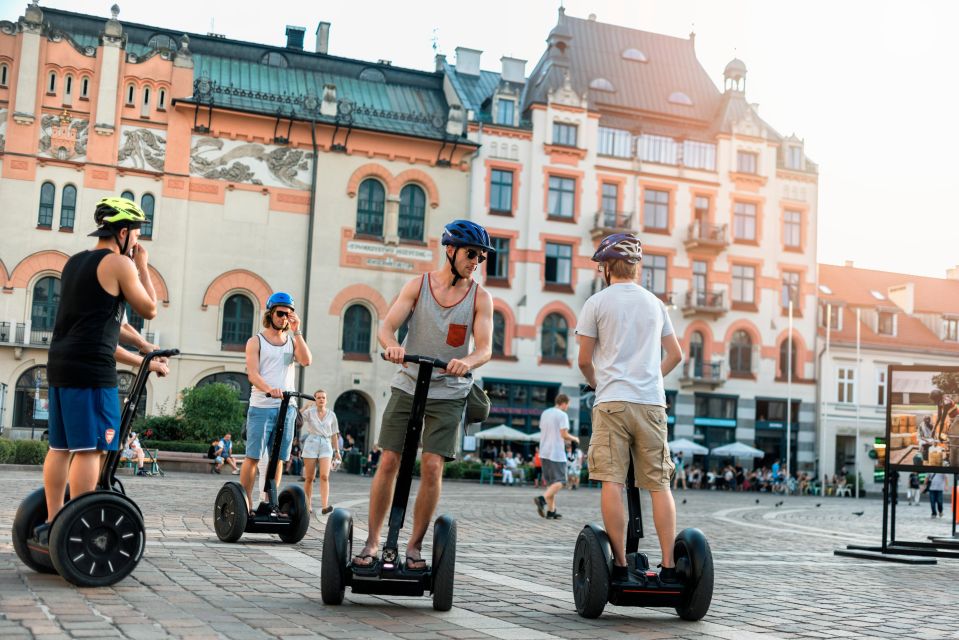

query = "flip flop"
405;556;428;572
352;554;377;568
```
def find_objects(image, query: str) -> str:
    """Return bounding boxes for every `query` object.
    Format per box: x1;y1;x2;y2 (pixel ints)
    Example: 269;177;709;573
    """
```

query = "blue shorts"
47;386;121;452
245;405;296;462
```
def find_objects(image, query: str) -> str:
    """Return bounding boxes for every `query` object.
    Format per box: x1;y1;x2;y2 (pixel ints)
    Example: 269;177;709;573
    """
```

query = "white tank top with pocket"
249;332;296;408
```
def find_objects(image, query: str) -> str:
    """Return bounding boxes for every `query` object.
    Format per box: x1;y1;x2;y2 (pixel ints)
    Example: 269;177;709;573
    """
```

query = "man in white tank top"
240;292;312;509
352;220;494;571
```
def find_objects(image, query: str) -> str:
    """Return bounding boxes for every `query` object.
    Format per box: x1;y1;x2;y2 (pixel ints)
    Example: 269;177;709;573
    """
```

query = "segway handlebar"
283;391;315;401
380;352;472;378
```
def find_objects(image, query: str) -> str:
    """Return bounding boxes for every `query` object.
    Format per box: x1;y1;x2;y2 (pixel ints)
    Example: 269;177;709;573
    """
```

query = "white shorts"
302;435;333;459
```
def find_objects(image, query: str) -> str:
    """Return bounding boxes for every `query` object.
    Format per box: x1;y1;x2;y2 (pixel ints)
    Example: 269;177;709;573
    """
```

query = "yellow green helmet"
89;196;146;237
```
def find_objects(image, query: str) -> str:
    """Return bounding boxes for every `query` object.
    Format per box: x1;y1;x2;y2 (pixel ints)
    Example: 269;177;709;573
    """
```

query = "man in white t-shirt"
534;394;579;519
576;233;683;583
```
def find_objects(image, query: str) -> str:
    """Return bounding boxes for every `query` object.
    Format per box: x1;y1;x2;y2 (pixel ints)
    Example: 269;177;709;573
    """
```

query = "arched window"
31;276;60;342
260;51;289;68
221;294;254;350
64;74;73;99
492;311;506;356
38;182;56;226
59;184;77;229
158;88;166;110
0;63;8;87
198;372;251;415
14;365;48;432
729;330;752;375
689;331;704;377
141;86;151;117
779;338;798;379
80;76;89;98
541;313;568;361
356;179;385;237
342;304;372;356
121;190;135;201
140;193;155;238
147;34;177;51
47;71;57;94
124;301;144;333
334;391;371;453
398;184;426;241
126;84;135;105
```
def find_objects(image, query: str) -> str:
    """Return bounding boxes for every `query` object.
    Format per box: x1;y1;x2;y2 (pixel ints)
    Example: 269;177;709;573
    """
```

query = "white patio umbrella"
472;424;532;442
526;431;541;442
709;441;765;458
667;438;709;456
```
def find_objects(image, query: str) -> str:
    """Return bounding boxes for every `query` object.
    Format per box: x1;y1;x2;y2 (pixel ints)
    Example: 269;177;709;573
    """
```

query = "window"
261;52;289;68
64;75;73;98
126;84;135;106
729;330;752;375
486;237;510;280
60;185;77;229
38;182;55;226
342;304;372;355
733;201;756;241
148;34;177;50
356;179;385;237
140;194;155;239
643;188;669;230
692;260;707;303
158;88;166;110
221;294;254;348
13;366;49;430
0;63;7;87
141;86;151;117
601;183;618;214
778;339;797;379
47;71;56;94
80;76;89;98
541;313;568;360
668;91;693;106
598;127;631;157
695;394;737;419
878;311;895;336
781;272;800;309
121;190;135;201
552;122;577;147
639;134;678;165
590;78;615;92
398;184;425;241
820;302;841;330
786;146;802;170
683;140;716;170
945;318;959;341
495;99;514;126
736;150;758;174
31;277;60;340
784;210;802;249
731;265;755;304
694;196;710;223
197;372;252;415
547;176;575;218
124;301;144;333
876;369;887;406
490;169;513;213
492;311;506;356
544;242;572;286
641;254;667;295
837;367;855;404
688;331;705;377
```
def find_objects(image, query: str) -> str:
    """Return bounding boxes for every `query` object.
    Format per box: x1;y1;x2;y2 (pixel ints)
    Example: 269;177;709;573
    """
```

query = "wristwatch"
294;330;303;336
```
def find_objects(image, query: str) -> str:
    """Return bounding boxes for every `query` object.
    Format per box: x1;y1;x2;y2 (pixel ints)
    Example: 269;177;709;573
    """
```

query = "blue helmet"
441;220;496;253
267;292;295;311
592;233;643;264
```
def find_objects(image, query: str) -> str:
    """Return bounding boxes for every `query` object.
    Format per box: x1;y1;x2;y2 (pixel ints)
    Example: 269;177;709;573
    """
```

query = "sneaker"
136;469;148;477
321;506;333;515
659;566;680;583
232;469;240;475
214;468;221;474
534;496;547;518
209;466;215;474
31;522;51;546
546;511;562;520
611;564;629;582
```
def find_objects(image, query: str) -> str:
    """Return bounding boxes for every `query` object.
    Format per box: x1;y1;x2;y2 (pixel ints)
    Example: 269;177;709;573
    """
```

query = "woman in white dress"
300;389;341;514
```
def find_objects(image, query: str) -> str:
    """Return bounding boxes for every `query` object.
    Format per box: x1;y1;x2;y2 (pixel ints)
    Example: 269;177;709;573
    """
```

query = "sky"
4;0;957;278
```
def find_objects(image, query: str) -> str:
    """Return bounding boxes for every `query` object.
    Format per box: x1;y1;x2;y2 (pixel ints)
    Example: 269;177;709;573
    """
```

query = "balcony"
679;360;726;390
684;221;729;254
682;290;727;319
30;329;53;346
591;210;638;238
0;322;9;343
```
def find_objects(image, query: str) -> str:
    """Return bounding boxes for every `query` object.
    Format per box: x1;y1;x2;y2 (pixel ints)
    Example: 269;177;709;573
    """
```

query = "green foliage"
0;438;16;463
932;372;959;396
14;439;48;465
177;383;245;443
133;414;185;441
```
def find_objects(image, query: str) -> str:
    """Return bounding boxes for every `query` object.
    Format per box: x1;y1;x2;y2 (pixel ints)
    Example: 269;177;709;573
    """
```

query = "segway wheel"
277;485;310;543
49;492;145;587
673;528;714;621
12;487;58;574
214;482;248;542
431;515;457;612
321;508;353;605
573;526;610;619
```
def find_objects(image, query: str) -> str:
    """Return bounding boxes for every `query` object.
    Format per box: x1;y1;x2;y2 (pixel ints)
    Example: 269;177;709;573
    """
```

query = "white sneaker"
232;470;240;475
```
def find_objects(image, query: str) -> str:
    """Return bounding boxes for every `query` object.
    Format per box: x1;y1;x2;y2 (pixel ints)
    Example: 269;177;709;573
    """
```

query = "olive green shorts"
377;388;466;461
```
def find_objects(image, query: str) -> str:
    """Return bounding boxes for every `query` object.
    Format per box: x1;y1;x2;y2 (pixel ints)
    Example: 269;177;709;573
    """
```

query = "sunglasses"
465;249;487;263
273;310;290;318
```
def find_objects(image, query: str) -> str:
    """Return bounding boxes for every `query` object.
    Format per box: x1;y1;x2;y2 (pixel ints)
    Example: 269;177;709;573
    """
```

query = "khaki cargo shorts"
587;402;674;491
377;388;466;461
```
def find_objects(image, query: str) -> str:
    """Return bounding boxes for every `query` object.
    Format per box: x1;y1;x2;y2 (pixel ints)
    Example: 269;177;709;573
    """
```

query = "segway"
213;390;312;543
12;349;179;587
321;354;458;611
573;456;714;620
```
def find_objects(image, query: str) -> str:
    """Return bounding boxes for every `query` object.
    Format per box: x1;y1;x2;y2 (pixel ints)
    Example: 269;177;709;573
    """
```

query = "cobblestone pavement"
1;466;958;639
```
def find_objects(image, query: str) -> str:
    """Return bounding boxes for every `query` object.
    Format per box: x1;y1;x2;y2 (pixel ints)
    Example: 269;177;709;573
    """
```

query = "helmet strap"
113;227;131;257
447;247;464;286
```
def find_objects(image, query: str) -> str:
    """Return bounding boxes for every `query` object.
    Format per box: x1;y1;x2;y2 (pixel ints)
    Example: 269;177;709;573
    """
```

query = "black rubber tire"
431;516;456;612
49;492;145;587
12;487;58;574
673;528;714;621
214;482;248;543
573;526;610;619
277;485;310;543
321;508;353;605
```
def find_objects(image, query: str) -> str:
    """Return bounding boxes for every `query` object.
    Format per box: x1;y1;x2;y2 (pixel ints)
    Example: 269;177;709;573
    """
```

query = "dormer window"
260;51;289;68
668;91;693;106
736;150;758;174
622;48;648;62
589;78;615;92
877;311;896;336
495;98;515;126
944;317;958;342
786;145;803;170
552;122;577;147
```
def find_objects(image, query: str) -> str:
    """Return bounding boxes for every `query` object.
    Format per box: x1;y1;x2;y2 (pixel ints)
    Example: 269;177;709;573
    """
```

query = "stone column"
384;194;400;245
12;2;44;125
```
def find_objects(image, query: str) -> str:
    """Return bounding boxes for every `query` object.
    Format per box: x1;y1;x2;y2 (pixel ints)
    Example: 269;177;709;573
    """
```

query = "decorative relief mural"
189;136;313;189
39;112;89;161
0;108;7;153
117;126;167;172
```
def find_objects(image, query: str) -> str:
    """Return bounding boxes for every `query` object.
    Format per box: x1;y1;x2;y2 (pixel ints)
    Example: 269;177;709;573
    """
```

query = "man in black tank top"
34;197;162;544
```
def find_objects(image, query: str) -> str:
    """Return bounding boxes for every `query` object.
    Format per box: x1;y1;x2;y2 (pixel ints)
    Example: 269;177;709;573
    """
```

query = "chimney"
285;26;305;50
455;46;482;76
844;260;854;268
500;56;526;84
948;265;959;280
434;53;447;72
315;21;330;54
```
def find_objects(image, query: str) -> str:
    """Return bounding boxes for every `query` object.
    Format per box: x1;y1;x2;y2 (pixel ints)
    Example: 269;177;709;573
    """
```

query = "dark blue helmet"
267;292;295;311
592;233;643;264
441;220;496;253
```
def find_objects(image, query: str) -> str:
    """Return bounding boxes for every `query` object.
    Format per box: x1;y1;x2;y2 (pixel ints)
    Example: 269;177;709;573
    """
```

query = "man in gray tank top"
352;220;494;571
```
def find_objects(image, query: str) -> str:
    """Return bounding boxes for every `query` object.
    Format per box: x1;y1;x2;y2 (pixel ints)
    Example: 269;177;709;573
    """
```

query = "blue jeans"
929;490;944;515
245;405;296;461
